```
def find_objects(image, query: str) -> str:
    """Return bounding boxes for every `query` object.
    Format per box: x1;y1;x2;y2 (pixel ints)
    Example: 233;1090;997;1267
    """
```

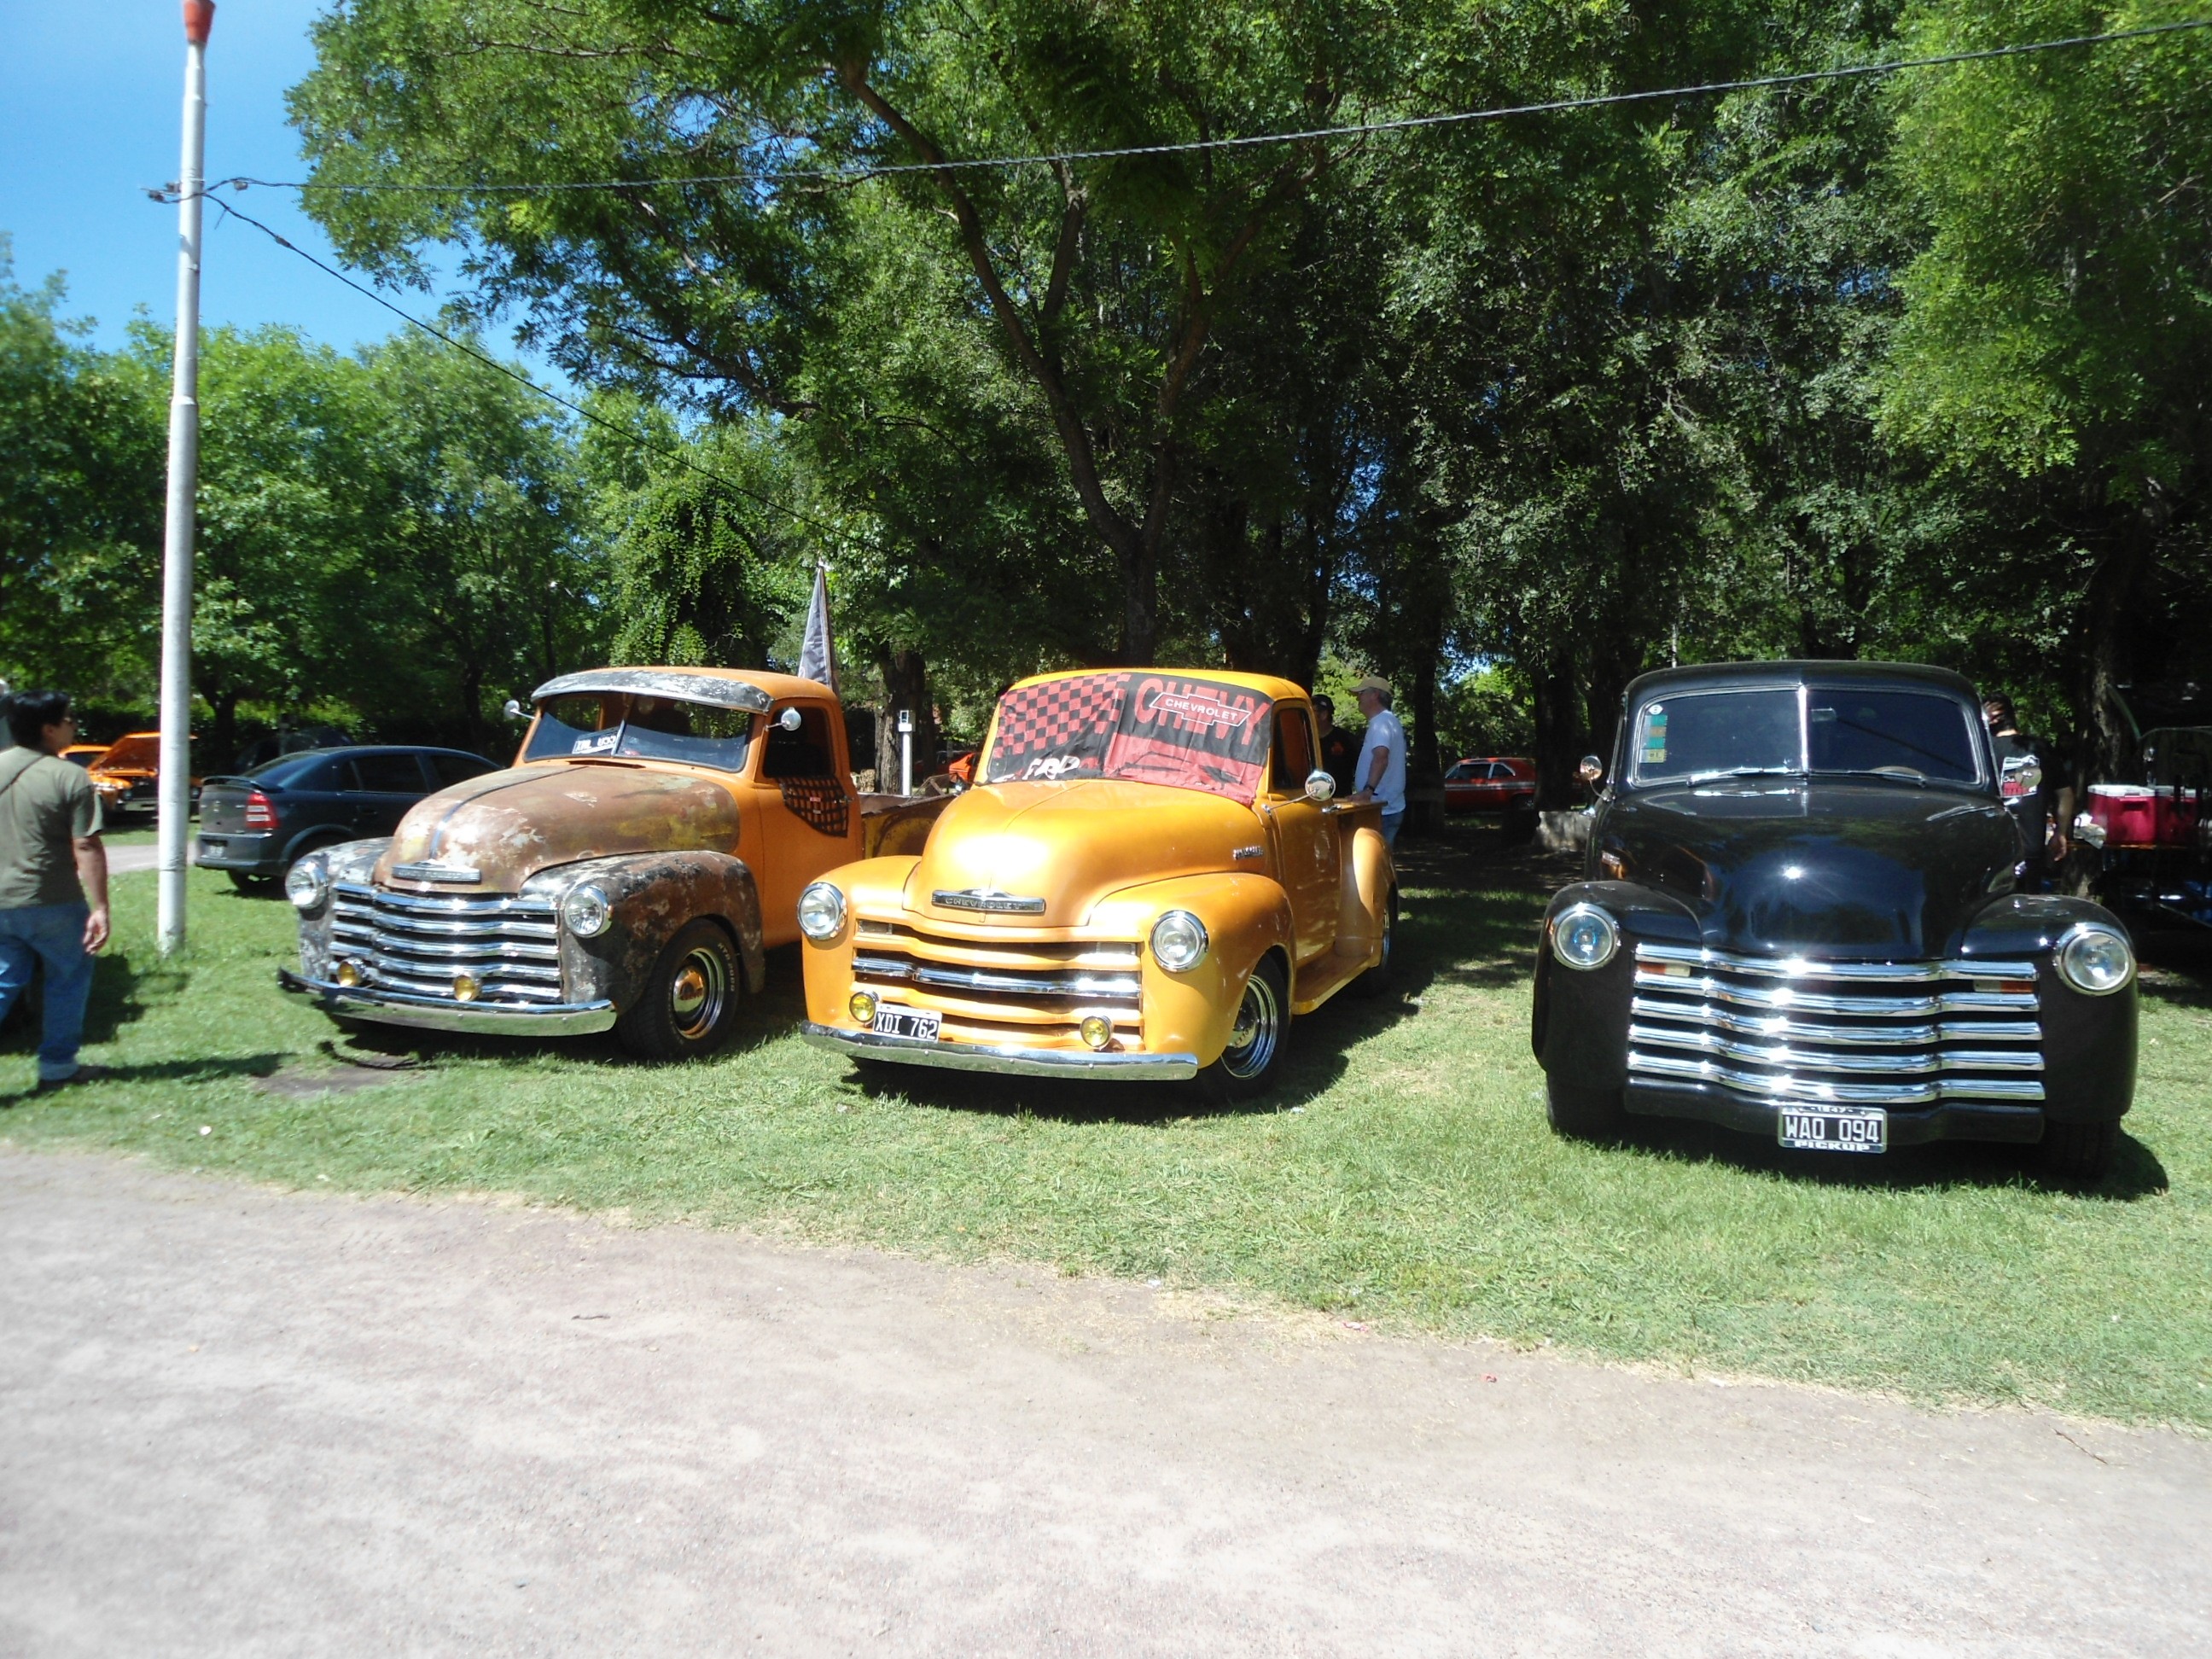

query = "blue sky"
0;0;543;367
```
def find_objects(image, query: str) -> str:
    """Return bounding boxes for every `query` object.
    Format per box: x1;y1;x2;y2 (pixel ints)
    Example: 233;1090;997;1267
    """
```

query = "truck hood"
1602;781;2023;957
910;780;1256;927
374;761;742;894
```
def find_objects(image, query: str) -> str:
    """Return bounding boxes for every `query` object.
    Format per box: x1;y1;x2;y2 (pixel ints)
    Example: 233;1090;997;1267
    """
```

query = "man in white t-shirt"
1349;675;1407;848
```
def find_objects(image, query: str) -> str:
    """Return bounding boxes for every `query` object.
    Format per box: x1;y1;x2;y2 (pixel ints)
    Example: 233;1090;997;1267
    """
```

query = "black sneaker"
35;1063;114;1093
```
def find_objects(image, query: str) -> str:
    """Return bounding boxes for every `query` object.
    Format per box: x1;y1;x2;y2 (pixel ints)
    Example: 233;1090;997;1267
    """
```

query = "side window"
1270;707;1316;793
432;753;495;787
760;706;837;781
352;752;431;794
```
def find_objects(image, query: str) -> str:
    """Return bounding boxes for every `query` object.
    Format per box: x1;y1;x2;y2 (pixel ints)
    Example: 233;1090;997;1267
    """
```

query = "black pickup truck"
1533;661;2139;1185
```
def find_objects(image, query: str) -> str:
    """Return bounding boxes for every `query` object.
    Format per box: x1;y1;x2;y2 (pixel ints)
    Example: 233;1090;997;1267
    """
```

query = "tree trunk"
1406;637;1444;835
875;644;937;793
210;689;239;777
2080;526;2149;783
1532;646;1584;811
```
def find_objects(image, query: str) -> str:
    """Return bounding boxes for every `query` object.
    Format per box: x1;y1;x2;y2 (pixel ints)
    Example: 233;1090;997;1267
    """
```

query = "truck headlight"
1150;910;1208;971
1551;902;1620;970
798;881;847;942
285;854;330;911
2055;923;2133;995
560;883;611;938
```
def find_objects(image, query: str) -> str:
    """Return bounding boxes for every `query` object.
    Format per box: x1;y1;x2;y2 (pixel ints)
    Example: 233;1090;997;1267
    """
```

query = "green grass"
6;837;2209;1428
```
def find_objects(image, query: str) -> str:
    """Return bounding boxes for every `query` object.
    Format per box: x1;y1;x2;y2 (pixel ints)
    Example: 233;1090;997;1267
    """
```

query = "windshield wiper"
1683;765;1802;783
1814;766;1936;788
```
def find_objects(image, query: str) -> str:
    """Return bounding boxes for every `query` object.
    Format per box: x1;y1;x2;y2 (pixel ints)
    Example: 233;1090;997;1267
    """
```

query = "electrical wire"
157;16;2212;203
207;199;836;533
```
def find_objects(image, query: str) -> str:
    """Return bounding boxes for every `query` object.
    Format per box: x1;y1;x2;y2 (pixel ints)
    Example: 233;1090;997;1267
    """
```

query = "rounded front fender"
1090;873;1295;1066
525;851;768;1012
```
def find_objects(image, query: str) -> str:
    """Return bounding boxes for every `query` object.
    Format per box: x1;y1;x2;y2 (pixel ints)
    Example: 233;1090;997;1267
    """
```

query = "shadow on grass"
0;1051;290;1109
1586;1113;2169;1201
2;952;185;1052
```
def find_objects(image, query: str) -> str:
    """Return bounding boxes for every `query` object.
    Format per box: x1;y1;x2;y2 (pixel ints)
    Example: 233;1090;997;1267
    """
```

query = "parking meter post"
157;0;215;957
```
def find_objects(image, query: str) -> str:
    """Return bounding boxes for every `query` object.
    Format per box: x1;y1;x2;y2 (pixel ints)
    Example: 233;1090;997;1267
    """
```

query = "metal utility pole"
898;709;914;795
157;0;214;955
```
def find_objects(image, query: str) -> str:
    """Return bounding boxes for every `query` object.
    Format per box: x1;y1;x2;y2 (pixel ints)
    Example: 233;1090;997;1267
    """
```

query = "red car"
1444;755;1536;814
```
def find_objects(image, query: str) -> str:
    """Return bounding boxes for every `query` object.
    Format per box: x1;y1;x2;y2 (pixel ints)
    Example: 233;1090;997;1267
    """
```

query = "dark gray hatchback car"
196;747;498;892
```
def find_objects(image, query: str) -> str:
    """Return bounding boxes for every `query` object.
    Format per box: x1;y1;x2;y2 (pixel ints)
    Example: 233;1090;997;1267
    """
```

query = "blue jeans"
0;902;96;1082
1379;810;1404;850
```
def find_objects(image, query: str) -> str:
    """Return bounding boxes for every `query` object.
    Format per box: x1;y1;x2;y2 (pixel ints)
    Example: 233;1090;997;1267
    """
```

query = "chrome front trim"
1634;941;2038;981
1633;968;2034;1016
329;882;566;1007
278;969;616;1035
1629;997;2041;1048
391;861;484;884
802;1022;1196;1080
1629;1024;2045;1074
1627;1049;2046;1104
931;888;1049;915
531;667;773;713
853;953;1143;1002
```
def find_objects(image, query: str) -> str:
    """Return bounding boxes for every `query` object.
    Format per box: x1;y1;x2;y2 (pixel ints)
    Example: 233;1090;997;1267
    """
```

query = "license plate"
871;1004;941;1042
1778;1105;1888;1154
200;837;225;853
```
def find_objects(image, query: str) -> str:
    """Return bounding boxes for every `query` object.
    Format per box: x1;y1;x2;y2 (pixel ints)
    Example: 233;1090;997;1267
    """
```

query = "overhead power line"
159;17;2212;204
207;199;835;533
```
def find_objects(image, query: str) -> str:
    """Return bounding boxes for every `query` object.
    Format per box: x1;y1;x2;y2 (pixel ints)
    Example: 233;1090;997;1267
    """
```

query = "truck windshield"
981;672;1274;802
1630;687;1982;787
524;693;756;773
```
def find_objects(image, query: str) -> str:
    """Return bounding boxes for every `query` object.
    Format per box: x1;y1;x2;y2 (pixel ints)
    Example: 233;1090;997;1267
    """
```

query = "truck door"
1263;705;1341;964
748;700;860;946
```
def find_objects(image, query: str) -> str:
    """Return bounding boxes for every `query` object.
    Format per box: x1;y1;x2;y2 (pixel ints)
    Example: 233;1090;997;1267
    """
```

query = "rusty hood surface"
908;779;1257;927
375;761;742;894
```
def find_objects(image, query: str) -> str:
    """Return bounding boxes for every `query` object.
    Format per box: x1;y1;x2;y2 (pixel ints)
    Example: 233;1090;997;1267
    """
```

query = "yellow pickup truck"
798;670;1396;1098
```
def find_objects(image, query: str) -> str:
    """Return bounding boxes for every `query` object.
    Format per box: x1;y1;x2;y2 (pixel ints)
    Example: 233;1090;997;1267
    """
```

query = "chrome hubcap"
1220;970;1282;1080
668;947;730;1041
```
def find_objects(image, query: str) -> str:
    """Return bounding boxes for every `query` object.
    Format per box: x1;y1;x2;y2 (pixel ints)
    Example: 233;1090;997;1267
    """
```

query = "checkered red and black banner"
982;672;1273;801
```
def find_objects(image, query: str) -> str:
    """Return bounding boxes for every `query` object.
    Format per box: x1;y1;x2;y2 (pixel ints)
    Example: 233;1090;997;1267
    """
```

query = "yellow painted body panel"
801;670;1395;1072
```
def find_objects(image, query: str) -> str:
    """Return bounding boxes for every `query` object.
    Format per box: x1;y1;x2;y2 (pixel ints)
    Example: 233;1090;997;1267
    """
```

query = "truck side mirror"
1578;755;1604;785
778;707;803;732
503;699;527;723
1304;770;1336;804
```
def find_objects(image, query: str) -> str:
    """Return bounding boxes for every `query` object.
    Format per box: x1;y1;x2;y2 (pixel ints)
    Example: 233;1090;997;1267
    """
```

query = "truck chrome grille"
851;920;1142;1033
330;882;564;1004
1627;942;2045;1107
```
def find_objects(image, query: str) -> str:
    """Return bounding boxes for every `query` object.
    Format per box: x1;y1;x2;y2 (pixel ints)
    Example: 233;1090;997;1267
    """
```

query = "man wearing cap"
0;690;111;1091
1349;676;1408;848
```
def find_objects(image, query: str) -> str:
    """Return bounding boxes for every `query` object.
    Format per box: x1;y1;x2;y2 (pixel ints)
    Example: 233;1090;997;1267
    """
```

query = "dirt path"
3;1147;2205;1657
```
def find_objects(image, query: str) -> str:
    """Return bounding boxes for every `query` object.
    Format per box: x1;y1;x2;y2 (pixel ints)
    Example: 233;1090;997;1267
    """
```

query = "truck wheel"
2034;1120;2117;1190
1545;1076;1630;1143
616;919;742;1062
1352;888;1397;998
1194;954;1289;1105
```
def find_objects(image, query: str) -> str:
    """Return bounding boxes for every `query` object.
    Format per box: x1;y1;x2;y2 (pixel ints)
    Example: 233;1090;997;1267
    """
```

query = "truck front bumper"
801;1022;1198;1080
277;969;618;1036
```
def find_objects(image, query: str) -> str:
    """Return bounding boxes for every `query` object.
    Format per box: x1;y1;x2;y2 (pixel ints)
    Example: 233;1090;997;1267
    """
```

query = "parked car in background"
88;731;200;818
61;742;110;770
197;747;498;893
1534;661;2139;1186
277;667;954;1060
800;670;1397;1099
1445;754;1536;813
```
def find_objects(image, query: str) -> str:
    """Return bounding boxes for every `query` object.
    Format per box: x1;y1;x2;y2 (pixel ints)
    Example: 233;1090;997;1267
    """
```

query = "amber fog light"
335;961;363;988
453;972;482;1003
1079;1015;1114;1051
849;992;878;1025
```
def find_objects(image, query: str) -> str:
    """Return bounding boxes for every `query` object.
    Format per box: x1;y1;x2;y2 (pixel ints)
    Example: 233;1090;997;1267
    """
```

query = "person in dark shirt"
1313;695;1360;799
1984;694;2067;889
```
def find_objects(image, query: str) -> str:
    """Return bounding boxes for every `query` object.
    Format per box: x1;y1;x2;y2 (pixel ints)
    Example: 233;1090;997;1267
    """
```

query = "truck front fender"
525;851;768;1013
1091;873;1296;1066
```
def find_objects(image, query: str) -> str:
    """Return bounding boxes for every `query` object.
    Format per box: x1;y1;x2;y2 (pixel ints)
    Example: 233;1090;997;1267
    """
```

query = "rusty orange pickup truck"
278;667;947;1059
798;670;1397;1099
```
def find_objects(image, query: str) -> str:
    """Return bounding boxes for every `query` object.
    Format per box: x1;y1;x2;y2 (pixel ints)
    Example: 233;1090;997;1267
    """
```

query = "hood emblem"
933;888;1047;915
393;861;484;884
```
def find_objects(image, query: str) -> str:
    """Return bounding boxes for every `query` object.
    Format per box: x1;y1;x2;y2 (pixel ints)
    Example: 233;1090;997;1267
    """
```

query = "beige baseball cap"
1351;675;1393;697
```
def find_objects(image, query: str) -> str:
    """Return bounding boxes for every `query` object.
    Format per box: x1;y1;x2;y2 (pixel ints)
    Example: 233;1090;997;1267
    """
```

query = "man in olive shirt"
0;690;112;1089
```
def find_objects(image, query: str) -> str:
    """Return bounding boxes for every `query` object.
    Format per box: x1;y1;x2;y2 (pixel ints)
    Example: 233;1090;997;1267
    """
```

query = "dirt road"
3;1147;2205;1656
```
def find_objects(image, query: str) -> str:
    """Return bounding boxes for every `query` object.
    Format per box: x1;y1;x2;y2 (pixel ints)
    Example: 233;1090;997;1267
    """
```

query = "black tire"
1194;953;1290;1105
2034;1120;2117;1190
615;919;742;1062
228;870;279;896
1352;888;1398;998
1545;1075;1631;1143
